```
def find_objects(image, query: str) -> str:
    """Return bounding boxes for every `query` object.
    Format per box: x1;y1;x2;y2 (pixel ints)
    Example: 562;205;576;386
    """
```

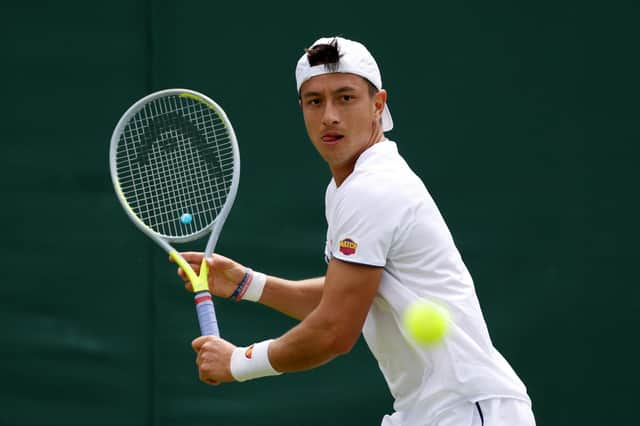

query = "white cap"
295;36;393;132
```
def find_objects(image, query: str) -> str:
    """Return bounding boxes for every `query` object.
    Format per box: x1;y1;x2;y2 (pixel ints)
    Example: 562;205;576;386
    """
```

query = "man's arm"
190;257;382;383
175;252;324;320
259;276;325;320
268;258;383;372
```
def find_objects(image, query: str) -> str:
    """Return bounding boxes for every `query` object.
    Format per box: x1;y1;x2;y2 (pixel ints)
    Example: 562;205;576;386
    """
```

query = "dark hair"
305;38;341;70
304;38;379;97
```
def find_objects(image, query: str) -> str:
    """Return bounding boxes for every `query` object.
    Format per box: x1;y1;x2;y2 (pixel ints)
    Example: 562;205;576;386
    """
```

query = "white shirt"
324;140;530;425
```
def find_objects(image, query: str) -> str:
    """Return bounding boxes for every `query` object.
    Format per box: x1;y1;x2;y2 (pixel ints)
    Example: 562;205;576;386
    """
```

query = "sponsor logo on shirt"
339;238;358;255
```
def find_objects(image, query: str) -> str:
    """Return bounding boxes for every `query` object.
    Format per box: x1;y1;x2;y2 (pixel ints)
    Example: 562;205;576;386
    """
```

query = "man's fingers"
169;252;203;271
177;263;200;293
177;269;195;292
182;252;205;263
177;266;199;280
192;336;209;352
198;369;220;386
193;337;221;385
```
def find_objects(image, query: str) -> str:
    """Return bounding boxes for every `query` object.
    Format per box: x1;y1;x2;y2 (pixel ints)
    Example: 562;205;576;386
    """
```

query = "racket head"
109;89;240;244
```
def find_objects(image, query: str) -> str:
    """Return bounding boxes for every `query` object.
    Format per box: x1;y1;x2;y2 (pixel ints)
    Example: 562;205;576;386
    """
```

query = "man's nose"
321;101;339;126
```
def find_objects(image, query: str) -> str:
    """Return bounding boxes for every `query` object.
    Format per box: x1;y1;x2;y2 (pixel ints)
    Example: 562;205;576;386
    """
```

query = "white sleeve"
328;180;412;267
323;238;331;264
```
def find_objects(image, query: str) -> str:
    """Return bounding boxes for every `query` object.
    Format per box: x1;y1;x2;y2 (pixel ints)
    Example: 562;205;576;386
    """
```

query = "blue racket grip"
194;291;220;336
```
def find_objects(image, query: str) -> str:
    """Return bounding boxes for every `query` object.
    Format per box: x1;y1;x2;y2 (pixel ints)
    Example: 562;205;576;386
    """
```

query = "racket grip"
194;291;220;336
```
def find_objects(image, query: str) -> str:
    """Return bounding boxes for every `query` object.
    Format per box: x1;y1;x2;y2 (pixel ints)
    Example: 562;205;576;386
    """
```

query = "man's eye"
342;95;353;101
308;99;321;105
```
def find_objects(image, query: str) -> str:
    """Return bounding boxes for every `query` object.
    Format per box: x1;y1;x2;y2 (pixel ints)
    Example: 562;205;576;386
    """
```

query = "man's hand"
171;252;246;298
192;336;236;385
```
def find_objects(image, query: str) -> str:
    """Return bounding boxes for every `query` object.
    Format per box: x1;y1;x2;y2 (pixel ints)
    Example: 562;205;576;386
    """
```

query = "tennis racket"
109;88;240;337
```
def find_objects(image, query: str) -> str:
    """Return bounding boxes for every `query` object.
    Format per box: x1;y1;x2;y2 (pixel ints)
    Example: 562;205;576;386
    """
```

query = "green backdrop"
1;1;637;425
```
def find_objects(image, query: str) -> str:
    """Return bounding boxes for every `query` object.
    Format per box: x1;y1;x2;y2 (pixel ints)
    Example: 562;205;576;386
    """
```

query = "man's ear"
374;89;388;118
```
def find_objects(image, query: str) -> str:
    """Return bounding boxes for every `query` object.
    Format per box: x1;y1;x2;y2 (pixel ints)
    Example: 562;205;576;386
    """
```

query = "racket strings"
115;95;235;238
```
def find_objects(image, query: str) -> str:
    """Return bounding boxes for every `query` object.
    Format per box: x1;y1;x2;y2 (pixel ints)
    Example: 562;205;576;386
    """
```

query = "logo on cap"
339;238;358;256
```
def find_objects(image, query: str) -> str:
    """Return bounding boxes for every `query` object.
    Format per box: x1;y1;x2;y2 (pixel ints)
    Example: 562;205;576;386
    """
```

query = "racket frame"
109;88;241;336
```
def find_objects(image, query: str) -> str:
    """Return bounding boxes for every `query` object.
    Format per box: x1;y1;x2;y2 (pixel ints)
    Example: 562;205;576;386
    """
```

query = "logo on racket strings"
339;238;358;256
134;110;220;171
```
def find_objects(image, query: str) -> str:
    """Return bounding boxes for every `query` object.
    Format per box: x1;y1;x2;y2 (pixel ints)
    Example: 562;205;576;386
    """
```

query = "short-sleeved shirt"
324;140;531;425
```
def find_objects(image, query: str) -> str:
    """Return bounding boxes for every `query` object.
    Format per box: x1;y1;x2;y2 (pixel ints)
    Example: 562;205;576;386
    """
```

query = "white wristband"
230;339;281;382
242;271;266;302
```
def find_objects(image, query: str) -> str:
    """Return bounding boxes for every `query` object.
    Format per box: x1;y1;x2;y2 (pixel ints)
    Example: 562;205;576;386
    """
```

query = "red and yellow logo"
245;345;254;359
339;238;358;256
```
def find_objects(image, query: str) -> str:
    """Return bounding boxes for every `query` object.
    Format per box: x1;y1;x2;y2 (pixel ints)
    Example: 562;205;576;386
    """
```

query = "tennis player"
177;36;536;426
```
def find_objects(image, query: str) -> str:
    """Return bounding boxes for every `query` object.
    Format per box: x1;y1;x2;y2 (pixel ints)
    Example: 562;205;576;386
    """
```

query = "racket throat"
192;257;210;293
168;251;210;293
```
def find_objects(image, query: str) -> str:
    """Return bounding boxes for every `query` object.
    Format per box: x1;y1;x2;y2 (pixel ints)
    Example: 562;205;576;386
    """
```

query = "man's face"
299;73;386;173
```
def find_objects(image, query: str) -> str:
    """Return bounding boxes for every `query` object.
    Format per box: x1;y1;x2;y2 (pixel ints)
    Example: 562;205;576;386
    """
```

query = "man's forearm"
229;260;381;381
268;308;345;373
258;276;324;320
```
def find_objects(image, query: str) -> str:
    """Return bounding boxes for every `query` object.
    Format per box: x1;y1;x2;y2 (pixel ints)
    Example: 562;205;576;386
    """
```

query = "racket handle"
194;291;220;336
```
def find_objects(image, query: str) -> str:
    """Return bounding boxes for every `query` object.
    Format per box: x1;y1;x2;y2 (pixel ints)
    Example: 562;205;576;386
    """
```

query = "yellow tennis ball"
403;300;450;345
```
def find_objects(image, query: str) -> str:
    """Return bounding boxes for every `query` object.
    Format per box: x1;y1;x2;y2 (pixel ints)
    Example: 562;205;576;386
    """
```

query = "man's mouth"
321;133;344;145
